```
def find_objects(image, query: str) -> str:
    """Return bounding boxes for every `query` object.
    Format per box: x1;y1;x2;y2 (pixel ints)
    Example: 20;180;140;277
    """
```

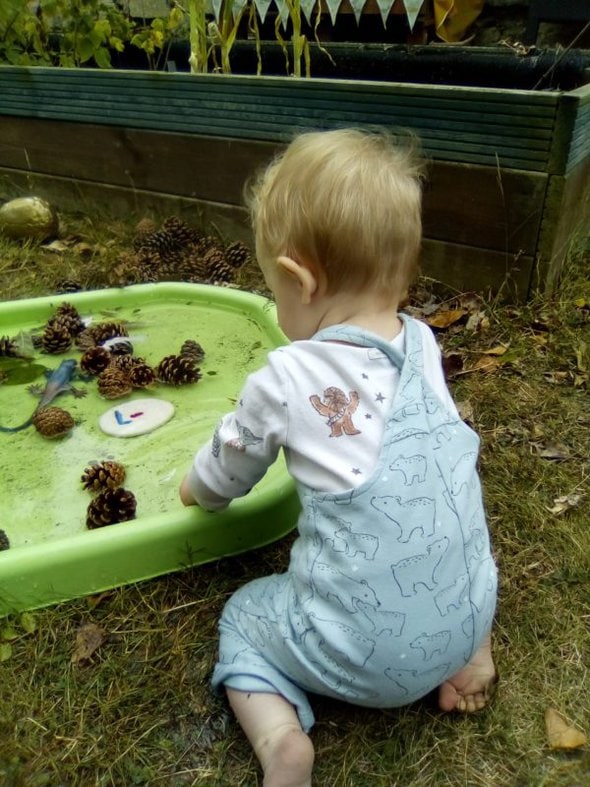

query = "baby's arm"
179;355;287;512
179;465;233;511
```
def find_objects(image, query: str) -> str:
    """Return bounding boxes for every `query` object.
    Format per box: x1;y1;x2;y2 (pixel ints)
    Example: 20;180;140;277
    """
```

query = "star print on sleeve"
375;392;386;403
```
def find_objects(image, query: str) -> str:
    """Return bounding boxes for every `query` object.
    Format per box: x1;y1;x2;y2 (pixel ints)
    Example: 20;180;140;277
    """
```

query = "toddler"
180;128;498;787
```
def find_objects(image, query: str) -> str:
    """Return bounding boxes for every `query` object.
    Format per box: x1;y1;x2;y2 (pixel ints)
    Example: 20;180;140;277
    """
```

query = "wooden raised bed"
0;62;588;297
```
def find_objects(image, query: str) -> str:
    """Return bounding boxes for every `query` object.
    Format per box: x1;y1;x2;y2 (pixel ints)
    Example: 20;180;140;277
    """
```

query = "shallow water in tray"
0;289;281;549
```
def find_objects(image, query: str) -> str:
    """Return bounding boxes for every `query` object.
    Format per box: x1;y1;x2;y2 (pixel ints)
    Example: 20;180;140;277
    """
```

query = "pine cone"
0;529;10;551
0;336;18;358
204;249;234;283
180;339;205;364
97;367;133;399
133;217;157;249
195;235;221;256
111;355;144;373
136;227;183;257
180;249;210;283
225;240;251;268
129;362;156;388
161;216;203;246
41;322;72;354
86;487;137;528
156;354;202;385
80;346;112;376
81;460;126;492
54;302;85;335
54;279;83;294
90;322;129;345
32;406;75;438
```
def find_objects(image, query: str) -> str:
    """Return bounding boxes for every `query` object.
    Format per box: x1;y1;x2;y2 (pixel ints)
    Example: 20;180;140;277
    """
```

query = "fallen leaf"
481;343;510;356
543;371;569;384
42;239;69;253
465;309;489;332
531;441;571;461
71;622;106;664
547;493;583;516
425;309;467;329
574;296;589;310
545;708;587;750
456;400;474;423
0;643;12;662
466;356;502;374
20;611;37;634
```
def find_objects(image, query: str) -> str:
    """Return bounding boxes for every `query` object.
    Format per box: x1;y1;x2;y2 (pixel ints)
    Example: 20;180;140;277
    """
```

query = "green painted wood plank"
0;89;555;146
0;80;559;126
0;66;561;113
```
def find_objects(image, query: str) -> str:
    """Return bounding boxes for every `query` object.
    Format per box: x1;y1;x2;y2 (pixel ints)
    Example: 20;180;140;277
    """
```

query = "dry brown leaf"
531;441;571;461
71;622;106;664
545;708;588;750
481;343;510;356
547;493;583;515
466;356;502;374
425;309;467;329
456;400;474;423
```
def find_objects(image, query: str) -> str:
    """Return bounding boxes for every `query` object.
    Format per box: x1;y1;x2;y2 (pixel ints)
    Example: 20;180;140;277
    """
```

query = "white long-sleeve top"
185;320;458;510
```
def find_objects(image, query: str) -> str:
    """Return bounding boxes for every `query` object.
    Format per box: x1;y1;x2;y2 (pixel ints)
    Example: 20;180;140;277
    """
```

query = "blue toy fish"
0;359;86;433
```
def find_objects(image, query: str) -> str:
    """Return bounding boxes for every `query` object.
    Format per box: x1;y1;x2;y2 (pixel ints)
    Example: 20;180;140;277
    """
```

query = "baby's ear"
277;256;318;305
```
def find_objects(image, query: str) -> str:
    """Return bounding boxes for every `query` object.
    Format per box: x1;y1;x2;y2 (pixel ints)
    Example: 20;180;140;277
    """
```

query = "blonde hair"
247;128;424;298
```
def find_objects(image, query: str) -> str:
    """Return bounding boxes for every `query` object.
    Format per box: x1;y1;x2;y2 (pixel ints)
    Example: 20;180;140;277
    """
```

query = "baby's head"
247;128;424;301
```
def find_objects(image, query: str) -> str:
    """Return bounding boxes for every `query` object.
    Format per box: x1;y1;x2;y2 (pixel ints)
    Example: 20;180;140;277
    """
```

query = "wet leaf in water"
0;360;47;386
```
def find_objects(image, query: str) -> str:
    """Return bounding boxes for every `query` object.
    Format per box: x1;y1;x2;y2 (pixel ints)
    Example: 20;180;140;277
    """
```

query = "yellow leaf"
481;343;510;356
545;708;587;750
425;309;467;329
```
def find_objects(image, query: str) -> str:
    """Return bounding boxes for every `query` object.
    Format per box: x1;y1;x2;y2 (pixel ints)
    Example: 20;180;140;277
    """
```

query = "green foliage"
0;0;133;68
130;5;187;71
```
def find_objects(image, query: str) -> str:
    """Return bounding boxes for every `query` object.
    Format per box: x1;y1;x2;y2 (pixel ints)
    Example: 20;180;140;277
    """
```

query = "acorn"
32;406;75;438
97;367;133;399
80;346;112;376
156;354;202;385
180;339;205;364
81;460;126;493
129;362;156;388
86;487;137;529
41;322;72;354
0;529;10;551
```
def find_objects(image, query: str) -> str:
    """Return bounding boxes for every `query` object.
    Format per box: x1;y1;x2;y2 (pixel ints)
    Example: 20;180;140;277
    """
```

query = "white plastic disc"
99;398;175;437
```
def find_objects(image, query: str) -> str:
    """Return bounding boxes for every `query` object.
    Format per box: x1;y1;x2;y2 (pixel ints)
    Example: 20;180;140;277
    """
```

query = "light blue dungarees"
212;317;498;731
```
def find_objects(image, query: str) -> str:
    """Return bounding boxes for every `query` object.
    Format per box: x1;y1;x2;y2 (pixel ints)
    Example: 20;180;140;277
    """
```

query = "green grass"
0;212;589;786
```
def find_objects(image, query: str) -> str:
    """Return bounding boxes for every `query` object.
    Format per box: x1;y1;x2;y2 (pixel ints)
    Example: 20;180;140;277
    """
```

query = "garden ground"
0;209;588;786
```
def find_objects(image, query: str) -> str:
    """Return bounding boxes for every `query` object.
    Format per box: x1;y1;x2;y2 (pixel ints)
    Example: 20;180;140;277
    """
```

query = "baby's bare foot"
438;633;497;713
260;725;314;787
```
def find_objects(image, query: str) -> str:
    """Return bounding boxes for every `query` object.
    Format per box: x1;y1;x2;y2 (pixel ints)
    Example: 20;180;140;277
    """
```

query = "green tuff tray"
0;283;299;616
